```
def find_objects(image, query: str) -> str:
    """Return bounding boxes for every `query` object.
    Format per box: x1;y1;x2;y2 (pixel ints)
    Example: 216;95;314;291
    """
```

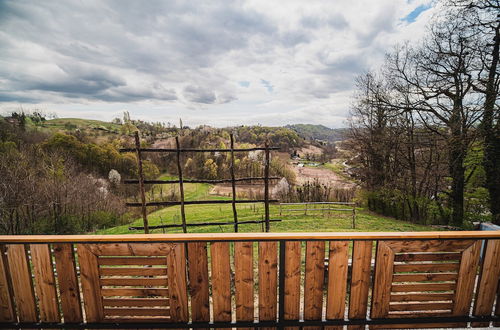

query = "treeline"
349;0;499;226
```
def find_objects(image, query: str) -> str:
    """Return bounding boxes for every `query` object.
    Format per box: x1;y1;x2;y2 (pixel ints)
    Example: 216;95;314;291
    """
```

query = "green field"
97;178;433;234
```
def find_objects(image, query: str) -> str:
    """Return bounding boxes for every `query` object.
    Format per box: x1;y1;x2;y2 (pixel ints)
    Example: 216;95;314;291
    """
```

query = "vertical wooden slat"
284;241;301;320
187;242;209;323
348;240;372;330
6;244;37;322
259;241;278;321
166;243;189;322
53;243;82;323
472;239;500;327
77;244;103;322
370;241;394;319
211;242;232;322
0;245;16;322
453;240;481;316
235;242;254;321
30;244;60;322
304;241;325;320
326;241;349;321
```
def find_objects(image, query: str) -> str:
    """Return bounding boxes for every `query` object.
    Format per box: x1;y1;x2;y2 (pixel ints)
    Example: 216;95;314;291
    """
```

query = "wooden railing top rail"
1;230;499;243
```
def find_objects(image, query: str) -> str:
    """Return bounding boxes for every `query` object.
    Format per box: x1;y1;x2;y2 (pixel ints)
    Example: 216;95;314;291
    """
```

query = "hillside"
285;124;348;142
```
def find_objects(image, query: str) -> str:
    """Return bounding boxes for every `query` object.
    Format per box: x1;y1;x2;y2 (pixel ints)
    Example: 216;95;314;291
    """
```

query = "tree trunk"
482;20;500;225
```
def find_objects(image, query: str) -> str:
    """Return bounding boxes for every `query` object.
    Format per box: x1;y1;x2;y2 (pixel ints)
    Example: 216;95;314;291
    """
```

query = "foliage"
285;124;347;142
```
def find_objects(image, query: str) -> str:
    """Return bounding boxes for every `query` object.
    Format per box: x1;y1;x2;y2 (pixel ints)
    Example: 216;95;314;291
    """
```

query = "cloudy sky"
0;0;435;128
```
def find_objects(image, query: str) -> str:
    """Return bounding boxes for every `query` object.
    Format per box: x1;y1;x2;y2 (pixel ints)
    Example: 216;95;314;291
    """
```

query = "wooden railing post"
230;133;238;232
134;131;149;234
264;142;270;232
175;136;187;233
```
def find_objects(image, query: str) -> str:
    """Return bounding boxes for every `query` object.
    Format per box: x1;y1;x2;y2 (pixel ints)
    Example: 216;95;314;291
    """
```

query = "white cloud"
0;0;435;127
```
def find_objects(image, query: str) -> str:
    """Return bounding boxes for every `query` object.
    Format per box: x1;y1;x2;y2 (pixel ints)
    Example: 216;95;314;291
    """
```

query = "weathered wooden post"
264;141;270;232
230;133;239;232
175;136;187;233
352;205;356;229
134;131;149;234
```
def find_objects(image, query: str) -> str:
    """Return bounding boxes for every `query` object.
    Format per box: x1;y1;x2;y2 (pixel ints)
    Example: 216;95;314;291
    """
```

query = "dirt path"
291;164;356;188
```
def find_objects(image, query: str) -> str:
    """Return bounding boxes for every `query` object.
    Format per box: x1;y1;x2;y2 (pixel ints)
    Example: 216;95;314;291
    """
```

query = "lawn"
97;199;433;235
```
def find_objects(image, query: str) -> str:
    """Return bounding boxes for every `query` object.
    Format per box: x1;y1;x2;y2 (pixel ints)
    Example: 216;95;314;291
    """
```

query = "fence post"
175;136;187;233
230;133;238;232
352;206;356;229
264;142;270;232
134;131;149;234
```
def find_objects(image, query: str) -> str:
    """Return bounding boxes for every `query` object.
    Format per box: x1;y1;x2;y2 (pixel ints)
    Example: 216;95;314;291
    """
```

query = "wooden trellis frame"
120;132;281;233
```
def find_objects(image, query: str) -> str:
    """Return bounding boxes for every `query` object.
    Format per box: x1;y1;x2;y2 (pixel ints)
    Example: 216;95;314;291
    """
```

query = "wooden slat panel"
77;244;104;322
6;244;37;322
88;243;172;256
391;283;455;292
393;263;459;273
30;244;60;322
101;288;169;296
166;243;188;322
394;253;461;262
326;241;349;321
0;245;15;322
98;257;167;265
103;298;169;307
211;242;232;322
304;241;325;320
100;278;167;286
472;239;500;327
389;302;453;311
390;293;454;302
284;241;301;320
187;242;209;322
259;241;278;321
452;240;481;316
392;273;458;282
371;241;394;318
53;243;83;323
348;240;372;324
384;240;475;253
104;308;170;316
100;267;167;276
234;241;254;321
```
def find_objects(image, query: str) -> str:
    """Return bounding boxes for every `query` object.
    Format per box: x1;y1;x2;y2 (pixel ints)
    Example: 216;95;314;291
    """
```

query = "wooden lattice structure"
0;231;499;328
120;132;281;233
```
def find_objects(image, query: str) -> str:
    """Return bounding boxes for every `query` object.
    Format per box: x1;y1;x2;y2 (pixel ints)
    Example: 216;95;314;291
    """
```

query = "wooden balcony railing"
0;231;499;328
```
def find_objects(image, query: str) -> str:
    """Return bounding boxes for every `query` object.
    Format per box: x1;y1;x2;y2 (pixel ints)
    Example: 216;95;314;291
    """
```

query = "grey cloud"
301;13;349;30
183;85;216;104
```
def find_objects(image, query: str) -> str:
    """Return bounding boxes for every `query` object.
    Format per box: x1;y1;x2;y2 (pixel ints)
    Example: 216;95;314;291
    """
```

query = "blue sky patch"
260;79;274;93
238;81;250;88
403;3;431;23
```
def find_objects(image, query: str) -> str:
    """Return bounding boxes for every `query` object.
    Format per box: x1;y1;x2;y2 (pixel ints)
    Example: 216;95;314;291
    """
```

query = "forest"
347;0;499;227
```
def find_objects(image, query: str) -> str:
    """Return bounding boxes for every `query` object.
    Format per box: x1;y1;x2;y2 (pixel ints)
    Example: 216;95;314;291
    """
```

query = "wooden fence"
1;231;500;328
279;202;357;228
121;132;280;233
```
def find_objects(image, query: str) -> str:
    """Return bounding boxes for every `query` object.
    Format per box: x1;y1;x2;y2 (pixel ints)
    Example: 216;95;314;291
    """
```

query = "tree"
449;0;500;224
384;12;482;226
